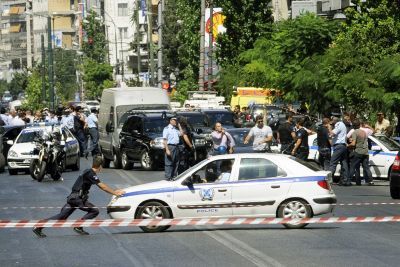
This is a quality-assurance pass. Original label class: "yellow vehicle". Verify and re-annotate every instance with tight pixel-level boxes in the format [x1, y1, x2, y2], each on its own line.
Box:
[230, 87, 280, 109]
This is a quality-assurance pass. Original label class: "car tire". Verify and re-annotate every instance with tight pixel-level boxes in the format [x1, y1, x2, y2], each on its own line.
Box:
[71, 156, 80, 171]
[113, 149, 122, 169]
[390, 185, 400, 199]
[121, 149, 133, 170]
[278, 199, 312, 229]
[140, 150, 154, 170]
[135, 201, 171, 233]
[8, 168, 18, 175]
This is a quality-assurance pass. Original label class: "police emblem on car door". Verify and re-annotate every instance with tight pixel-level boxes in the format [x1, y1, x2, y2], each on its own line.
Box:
[173, 158, 235, 218]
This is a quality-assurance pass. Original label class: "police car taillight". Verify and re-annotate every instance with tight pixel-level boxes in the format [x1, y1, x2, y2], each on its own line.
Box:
[318, 180, 330, 190]
[392, 155, 400, 171]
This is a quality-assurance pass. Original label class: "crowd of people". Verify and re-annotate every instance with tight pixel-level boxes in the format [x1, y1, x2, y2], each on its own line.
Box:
[0, 105, 100, 159]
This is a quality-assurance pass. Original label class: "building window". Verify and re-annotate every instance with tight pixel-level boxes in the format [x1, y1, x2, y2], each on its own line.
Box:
[119, 27, 128, 39]
[118, 3, 128, 16]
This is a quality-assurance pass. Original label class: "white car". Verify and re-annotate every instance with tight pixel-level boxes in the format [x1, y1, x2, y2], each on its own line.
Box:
[108, 153, 336, 232]
[84, 100, 100, 111]
[7, 125, 80, 175]
[308, 134, 399, 178]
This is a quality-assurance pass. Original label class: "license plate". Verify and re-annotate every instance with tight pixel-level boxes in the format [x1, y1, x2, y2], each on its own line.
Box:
[23, 159, 31, 163]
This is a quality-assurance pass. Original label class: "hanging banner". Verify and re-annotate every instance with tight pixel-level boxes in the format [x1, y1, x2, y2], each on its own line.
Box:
[205, 8, 226, 47]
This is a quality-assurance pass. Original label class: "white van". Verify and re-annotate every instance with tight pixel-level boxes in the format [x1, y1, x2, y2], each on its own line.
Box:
[98, 87, 170, 168]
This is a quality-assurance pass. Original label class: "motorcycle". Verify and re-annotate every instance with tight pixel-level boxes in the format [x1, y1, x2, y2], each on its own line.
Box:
[29, 130, 66, 182]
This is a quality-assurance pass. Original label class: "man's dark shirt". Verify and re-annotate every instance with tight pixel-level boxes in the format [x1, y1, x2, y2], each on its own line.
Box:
[278, 122, 294, 144]
[296, 128, 309, 148]
[71, 169, 100, 195]
[317, 126, 331, 149]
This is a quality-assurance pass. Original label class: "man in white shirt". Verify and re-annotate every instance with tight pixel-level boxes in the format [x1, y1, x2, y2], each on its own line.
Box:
[244, 115, 273, 152]
[375, 112, 390, 134]
[9, 109, 25, 126]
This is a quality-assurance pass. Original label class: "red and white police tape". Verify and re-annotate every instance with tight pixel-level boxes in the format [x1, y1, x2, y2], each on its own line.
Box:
[1, 216, 400, 228]
[1, 202, 400, 210]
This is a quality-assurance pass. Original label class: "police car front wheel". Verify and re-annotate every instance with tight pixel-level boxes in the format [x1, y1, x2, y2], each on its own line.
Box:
[135, 201, 171, 233]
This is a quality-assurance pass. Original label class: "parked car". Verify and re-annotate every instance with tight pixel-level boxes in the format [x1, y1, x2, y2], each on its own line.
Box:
[0, 125, 25, 160]
[201, 109, 236, 129]
[119, 112, 208, 170]
[84, 100, 100, 111]
[308, 134, 399, 178]
[389, 152, 400, 199]
[7, 125, 80, 175]
[98, 87, 171, 169]
[107, 153, 336, 232]
[248, 104, 284, 122]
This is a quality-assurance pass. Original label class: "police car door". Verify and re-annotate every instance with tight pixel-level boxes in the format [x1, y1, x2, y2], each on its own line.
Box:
[368, 136, 398, 178]
[231, 156, 290, 216]
[173, 157, 235, 218]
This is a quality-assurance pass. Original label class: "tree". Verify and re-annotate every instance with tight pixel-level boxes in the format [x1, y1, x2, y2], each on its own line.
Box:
[82, 58, 113, 99]
[23, 67, 46, 111]
[216, 0, 274, 67]
[53, 48, 78, 102]
[8, 71, 28, 97]
[82, 10, 108, 63]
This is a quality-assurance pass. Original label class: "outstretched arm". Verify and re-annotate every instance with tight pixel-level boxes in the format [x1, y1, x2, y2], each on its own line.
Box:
[97, 182, 125, 196]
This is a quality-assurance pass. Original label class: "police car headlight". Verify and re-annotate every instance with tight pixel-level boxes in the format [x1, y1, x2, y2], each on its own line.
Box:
[8, 150, 18, 158]
[109, 196, 119, 205]
[194, 138, 206, 146]
[150, 137, 165, 149]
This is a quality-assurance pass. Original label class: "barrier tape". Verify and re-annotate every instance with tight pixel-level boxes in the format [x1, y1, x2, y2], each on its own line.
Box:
[1, 202, 400, 210]
[1, 216, 400, 228]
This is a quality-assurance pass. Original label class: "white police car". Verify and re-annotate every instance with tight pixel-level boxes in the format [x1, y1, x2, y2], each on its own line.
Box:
[7, 124, 80, 175]
[308, 134, 399, 178]
[107, 153, 336, 232]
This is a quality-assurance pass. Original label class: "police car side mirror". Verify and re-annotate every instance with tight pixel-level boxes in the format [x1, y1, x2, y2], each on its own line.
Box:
[6, 140, 13, 145]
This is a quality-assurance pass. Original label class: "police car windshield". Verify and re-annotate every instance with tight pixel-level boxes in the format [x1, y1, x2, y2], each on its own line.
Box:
[373, 135, 400, 151]
[16, 130, 42, 143]
[205, 112, 234, 126]
[172, 160, 205, 181]
[144, 118, 169, 133]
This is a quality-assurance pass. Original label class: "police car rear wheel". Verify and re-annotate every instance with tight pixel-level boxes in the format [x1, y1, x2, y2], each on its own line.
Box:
[136, 201, 171, 233]
[278, 199, 312, 229]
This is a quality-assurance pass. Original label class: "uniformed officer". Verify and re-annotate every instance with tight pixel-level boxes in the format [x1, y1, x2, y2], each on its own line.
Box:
[291, 118, 309, 160]
[85, 108, 99, 157]
[32, 156, 125, 238]
[163, 117, 183, 180]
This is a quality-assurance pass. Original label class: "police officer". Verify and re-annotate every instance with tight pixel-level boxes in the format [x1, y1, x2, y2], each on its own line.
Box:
[32, 156, 125, 238]
[291, 118, 309, 160]
[163, 117, 183, 180]
[85, 108, 100, 158]
[177, 117, 193, 174]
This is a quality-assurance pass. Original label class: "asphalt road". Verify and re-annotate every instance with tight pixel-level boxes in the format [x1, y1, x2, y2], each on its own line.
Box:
[0, 158, 399, 267]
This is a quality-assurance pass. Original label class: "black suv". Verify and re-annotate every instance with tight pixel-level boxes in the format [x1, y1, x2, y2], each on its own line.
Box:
[119, 112, 208, 170]
[176, 111, 212, 149]
[201, 109, 236, 129]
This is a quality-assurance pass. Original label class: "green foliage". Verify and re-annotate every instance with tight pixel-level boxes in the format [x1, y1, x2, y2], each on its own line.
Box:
[8, 71, 28, 97]
[82, 58, 113, 99]
[53, 48, 78, 101]
[24, 67, 46, 111]
[82, 10, 108, 63]
[216, 0, 274, 67]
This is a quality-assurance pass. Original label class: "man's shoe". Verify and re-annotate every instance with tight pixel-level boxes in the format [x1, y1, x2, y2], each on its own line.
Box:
[84, 152, 89, 159]
[33, 227, 46, 238]
[368, 182, 375, 186]
[73, 227, 89, 235]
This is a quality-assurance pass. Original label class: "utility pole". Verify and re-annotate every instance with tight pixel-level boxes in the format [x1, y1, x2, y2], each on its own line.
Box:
[120, 37, 124, 80]
[136, 0, 141, 85]
[47, 16, 54, 110]
[157, 0, 164, 89]
[26, 1, 32, 68]
[147, 0, 155, 86]
[41, 35, 46, 104]
[198, 0, 205, 91]
[208, 0, 213, 91]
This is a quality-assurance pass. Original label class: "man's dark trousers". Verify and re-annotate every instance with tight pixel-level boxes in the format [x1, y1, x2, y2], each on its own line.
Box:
[88, 127, 99, 155]
[330, 144, 350, 184]
[165, 145, 180, 180]
[47, 197, 99, 220]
